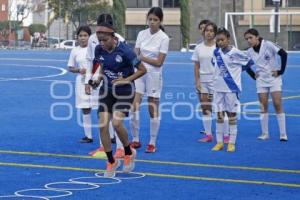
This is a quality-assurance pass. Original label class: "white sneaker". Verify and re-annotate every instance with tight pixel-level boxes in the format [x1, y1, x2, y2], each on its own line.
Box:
[257, 133, 269, 140]
[280, 134, 288, 141]
[123, 148, 136, 173]
[104, 159, 121, 178]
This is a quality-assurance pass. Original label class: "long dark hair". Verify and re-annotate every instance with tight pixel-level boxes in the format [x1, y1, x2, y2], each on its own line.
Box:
[244, 28, 259, 37]
[147, 7, 165, 32]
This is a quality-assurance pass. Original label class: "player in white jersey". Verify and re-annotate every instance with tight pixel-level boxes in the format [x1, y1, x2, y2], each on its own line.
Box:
[130, 7, 169, 153]
[68, 26, 95, 143]
[85, 13, 126, 159]
[244, 28, 288, 141]
[211, 28, 256, 152]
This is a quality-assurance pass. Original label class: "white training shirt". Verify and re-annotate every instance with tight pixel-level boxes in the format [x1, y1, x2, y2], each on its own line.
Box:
[212, 46, 252, 93]
[135, 28, 169, 73]
[246, 39, 281, 87]
[68, 46, 88, 75]
[191, 42, 216, 82]
[85, 32, 125, 84]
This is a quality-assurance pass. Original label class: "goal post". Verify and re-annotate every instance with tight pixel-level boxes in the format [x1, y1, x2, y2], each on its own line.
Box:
[225, 11, 300, 51]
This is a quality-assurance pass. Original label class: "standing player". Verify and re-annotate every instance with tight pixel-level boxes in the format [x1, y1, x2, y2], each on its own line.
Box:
[130, 7, 169, 153]
[94, 20, 146, 177]
[85, 13, 126, 158]
[211, 28, 256, 152]
[68, 26, 94, 143]
[244, 28, 288, 141]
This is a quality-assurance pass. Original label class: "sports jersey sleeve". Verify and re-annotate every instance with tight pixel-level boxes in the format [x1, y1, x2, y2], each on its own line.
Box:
[67, 48, 76, 67]
[267, 41, 281, 55]
[159, 36, 169, 54]
[191, 46, 200, 62]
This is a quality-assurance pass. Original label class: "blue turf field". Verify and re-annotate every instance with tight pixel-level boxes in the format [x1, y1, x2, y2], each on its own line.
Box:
[0, 50, 300, 199]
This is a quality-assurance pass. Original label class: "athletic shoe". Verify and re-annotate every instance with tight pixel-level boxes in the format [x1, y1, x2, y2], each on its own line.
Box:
[223, 135, 230, 144]
[89, 147, 106, 158]
[280, 134, 288, 141]
[227, 143, 236, 152]
[80, 136, 93, 143]
[104, 159, 121, 178]
[123, 148, 136, 173]
[257, 133, 269, 140]
[130, 141, 141, 149]
[198, 134, 213, 142]
[114, 148, 125, 159]
[145, 144, 156, 153]
[212, 143, 224, 151]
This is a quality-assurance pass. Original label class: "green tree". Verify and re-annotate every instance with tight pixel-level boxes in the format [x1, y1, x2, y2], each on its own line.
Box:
[180, 0, 190, 48]
[112, 0, 126, 36]
[28, 24, 47, 36]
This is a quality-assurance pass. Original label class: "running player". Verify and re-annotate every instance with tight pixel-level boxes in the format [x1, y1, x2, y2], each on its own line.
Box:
[244, 28, 288, 141]
[130, 7, 169, 153]
[94, 20, 146, 177]
[211, 28, 256, 152]
[68, 26, 94, 143]
[85, 13, 126, 158]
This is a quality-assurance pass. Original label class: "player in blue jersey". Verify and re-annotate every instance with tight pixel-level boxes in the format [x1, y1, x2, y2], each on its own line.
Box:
[211, 28, 256, 152]
[93, 21, 146, 177]
[244, 28, 288, 141]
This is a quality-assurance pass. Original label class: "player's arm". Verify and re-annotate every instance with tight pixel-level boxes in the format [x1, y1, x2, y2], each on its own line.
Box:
[276, 48, 288, 76]
[243, 59, 256, 80]
[194, 61, 201, 92]
[139, 52, 167, 67]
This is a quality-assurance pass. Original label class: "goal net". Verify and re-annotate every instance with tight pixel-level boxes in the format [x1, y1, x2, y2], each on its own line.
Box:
[225, 11, 300, 52]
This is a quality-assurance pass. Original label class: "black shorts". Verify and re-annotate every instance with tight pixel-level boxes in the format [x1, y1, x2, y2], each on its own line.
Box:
[98, 88, 134, 117]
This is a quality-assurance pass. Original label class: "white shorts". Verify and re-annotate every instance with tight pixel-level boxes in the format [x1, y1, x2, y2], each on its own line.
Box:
[196, 81, 214, 94]
[75, 76, 98, 109]
[214, 92, 240, 113]
[135, 71, 162, 98]
[257, 76, 282, 93]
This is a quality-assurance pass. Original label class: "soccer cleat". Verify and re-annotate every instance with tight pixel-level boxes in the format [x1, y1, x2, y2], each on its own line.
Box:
[280, 134, 288, 142]
[123, 148, 137, 173]
[114, 148, 125, 159]
[223, 135, 230, 144]
[145, 144, 156, 153]
[130, 141, 141, 149]
[80, 136, 93, 143]
[104, 159, 121, 178]
[227, 143, 236, 152]
[198, 134, 213, 143]
[89, 147, 106, 158]
[212, 143, 224, 151]
[257, 133, 270, 140]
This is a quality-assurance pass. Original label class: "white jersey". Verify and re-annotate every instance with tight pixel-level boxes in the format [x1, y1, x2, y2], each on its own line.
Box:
[135, 28, 169, 73]
[68, 46, 97, 108]
[212, 46, 252, 93]
[191, 42, 216, 82]
[85, 32, 125, 84]
[246, 39, 281, 87]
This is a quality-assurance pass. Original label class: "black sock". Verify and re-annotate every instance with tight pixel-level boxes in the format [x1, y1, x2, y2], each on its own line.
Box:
[124, 145, 132, 155]
[106, 151, 115, 164]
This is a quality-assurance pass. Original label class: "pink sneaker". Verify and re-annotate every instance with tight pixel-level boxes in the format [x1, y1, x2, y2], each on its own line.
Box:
[114, 148, 125, 159]
[224, 135, 230, 144]
[198, 134, 213, 142]
[145, 144, 156, 153]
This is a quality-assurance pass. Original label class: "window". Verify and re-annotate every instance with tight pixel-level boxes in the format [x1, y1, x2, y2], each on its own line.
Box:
[126, 0, 151, 8]
[126, 25, 145, 41]
[287, 0, 300, 7]
[265, 0, 282, 7]
[1, 4, 5, 11]
[161, 0, 180, 8]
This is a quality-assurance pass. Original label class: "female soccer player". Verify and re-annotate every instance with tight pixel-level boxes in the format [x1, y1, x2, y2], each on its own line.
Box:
[68, 26, 94, 143]
[94, 20, 146, 177]
[129, 7, 169, 153]
[244, 28, 288, 141]
[211, 28, 256, 152]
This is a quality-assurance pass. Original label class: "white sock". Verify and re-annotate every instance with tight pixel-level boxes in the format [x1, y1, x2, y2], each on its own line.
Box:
[229, 124, 237, 144]
[276, 113, 286, 136]
[116, 133, 123, 149]
[83, 114, 92, 139]
[109, 120, 115, 139]
[223, 116, 229, 137]
[150, 118, 160, 146]
[216, 123, 223, 143]
[130, 111, 140, 142]
[202, 114, 212, 135]
[260, 113, 269, 135]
